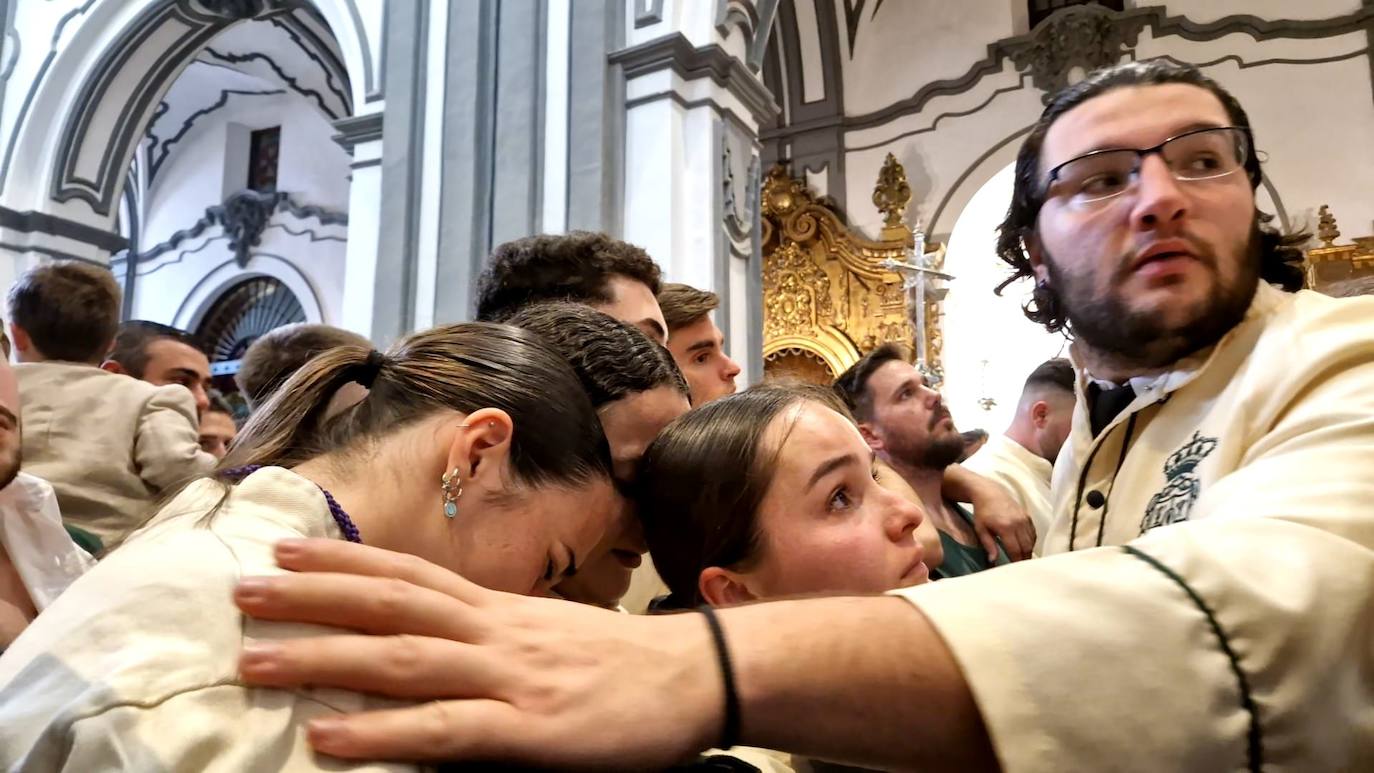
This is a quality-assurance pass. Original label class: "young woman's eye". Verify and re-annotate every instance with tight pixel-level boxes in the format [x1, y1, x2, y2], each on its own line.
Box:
[829, 487, 853, 510]
[871, 466, 881, 482]
[543, 559, 556, 582]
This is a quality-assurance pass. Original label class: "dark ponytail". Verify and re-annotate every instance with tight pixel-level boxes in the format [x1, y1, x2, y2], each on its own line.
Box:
[221, 322, 611, 489]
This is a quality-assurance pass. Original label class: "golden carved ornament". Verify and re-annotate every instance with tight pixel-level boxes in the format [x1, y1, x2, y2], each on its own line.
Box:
[763, 242, 834, 340]
[1317, 204, 1340, 247]
[872, 153, 913, 242]
[1304, 204, 1374, 297]
[760, 163, 943, 384]
[763, 346, 837, 384]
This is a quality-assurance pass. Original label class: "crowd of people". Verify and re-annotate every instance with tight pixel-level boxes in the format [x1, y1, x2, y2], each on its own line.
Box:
[0, 59, 1371, 771]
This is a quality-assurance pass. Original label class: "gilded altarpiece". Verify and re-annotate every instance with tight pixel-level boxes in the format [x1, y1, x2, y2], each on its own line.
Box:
[1305, 205, 1374, 298]
[760, 159, 945, 384]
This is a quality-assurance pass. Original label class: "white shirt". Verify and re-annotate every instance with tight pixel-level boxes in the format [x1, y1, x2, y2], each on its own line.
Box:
[895, 284, 1374, 770]
[0, 466, 415, 772]
[0, 471, 92, 611]
[963, 434, 1054, 553]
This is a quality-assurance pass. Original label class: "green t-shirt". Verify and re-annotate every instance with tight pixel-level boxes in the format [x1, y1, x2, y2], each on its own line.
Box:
[64, 524, 103, 557]
[931, 501, 1009, 580]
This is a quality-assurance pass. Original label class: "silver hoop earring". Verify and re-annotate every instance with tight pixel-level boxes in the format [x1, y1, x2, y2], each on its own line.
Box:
[441, 468, 463, 519]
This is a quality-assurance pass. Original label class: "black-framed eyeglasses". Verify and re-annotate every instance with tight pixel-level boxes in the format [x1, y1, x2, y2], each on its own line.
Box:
[1040, 126, 1252, 207]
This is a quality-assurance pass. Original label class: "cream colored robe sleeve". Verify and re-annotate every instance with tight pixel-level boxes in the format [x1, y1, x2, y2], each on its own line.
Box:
[896, 308, 1374, 771]
[134, 385, 217, 492]
[53, 684, 415, 773]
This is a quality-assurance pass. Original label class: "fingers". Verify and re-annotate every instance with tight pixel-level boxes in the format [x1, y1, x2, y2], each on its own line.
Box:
[1003, 522, 1033, 562]
[1016, 522, 1038, 561]
[992, 522, 1025, 562]
[305, 699, 526, 762]
[272, 539, 488, 606]
[234, 571, 484, 640]
[240, 632, 509, 700]
[974, 521, 1002, 564]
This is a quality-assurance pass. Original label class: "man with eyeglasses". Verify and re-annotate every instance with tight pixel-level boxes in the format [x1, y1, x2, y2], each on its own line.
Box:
[225, 60, 1374, 770]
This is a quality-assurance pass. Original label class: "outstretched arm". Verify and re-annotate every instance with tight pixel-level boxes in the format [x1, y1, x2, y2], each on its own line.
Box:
[234, 540, 996, 771]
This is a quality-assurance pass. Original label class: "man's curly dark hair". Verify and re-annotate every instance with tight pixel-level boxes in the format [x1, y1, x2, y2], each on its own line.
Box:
[994, 59, 1308, 335]
[475, 231, 662, 322]
[504, 301, 687, 408]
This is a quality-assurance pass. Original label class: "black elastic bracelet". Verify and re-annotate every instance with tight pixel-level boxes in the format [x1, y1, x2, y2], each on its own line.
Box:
[697, 605, 741, 749]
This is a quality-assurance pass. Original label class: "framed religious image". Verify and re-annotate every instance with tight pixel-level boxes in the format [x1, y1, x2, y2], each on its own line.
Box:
[248, 126, 281, 193]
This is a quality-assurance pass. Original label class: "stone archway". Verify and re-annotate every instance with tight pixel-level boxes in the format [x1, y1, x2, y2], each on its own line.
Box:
[0, 0, 376, 265]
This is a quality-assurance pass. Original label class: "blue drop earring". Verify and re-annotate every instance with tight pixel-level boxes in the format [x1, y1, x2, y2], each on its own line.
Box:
[441, 468, 462, 519]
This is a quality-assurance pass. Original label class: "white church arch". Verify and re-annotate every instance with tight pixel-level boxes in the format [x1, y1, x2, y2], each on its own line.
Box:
[174, 252, 323, 333]
[0, 0, 376, 262]
[940, 160, 1067, 433]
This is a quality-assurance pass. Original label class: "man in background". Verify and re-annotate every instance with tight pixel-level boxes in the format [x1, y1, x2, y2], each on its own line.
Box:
[235, 323, 370, 410]
[198, 393, 238, 460]
[475, 231, 666, 345]
[836, 345, 1010, 578]
[103, 321, 213, 419]
[474, 233, 673, 610]
[657, 283, 741, 405]
[9, 263, 213, 549]
[964, 358, 1075, 552]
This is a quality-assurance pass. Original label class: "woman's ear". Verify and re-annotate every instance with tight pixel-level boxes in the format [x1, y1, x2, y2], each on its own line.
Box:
[447, 408, 514, 488]
[699, 566, 758, 607]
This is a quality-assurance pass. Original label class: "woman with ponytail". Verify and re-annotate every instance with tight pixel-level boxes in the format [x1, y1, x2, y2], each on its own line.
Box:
[0, 323, 618, 771]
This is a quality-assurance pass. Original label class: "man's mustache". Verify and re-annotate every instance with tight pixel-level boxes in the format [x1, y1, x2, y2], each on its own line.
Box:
[1115, 231, 1214, 281]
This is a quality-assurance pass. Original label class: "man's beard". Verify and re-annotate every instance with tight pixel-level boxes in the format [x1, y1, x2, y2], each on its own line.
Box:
[0, 437, 20, 491]
[919, 433, 966, 469]
[1043, 225, 1261, 370]
[888, 421, 965, 471]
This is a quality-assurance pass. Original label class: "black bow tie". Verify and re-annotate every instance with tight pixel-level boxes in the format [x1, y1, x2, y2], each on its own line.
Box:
[1087, 382, 1137, 438]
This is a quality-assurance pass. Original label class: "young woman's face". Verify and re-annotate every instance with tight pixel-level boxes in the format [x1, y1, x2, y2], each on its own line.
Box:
[456, 476, 620, 597]
[554, 385, 691, 608]
[721, 402, 930, 600]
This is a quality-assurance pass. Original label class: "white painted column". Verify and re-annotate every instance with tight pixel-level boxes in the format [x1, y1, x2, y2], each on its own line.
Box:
[335, 115, 384, 338]
[541, 0, 571, 234]
[614, 4, 777, 382]
[411, 0, 451, 330]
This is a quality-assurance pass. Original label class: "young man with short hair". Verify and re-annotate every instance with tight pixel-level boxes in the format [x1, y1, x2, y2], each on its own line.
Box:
[505, 302, 690, 610]
[657, 283, 741, 405]
[475, 231, 667, 344]
[198, 393, 238, 460]
[234, 323, 370, 410]
[963, 358, 1075, 551]
[103, 320, 214, 419]
[474, 234, 683, 609]
[9, 263, 213, 549]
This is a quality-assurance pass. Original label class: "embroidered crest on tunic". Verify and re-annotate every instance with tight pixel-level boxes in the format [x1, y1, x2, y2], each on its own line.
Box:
[1139, 432, 1218, 534]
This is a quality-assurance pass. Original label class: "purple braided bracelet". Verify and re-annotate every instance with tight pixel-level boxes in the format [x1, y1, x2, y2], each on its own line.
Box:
[221, 464, 363, 544]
